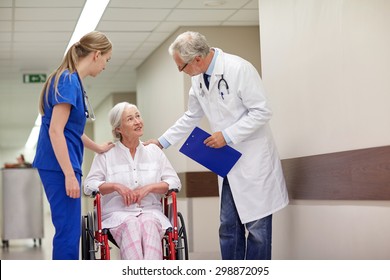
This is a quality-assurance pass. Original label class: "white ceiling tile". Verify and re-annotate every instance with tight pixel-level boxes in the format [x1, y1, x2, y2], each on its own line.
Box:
[0, 55, 11, 62]
[13, 32, 71, 42]
[14, 21, 76, 32]
[167, 9, 235, 21]
[137, 42, 161, 53]
[15, 0, 85, 8]
[98, 21, 159, 32]
[0, 32, 12, 42]
[102, 8, 171, 21]
[228, 9, 259, 21]
[123, 59, 144, 67]
[15, 8, 81, 21]
[12, 42, 66, 51]
[111, 44, 139, 53]
[222, 21, 259, 26]
[111, 45, 138, 54]
[131, 50, 151, 61]
[0, 42, 11, 50]
[107, 56, 132, 67]
[0, 21, 12, 32]
[178, 0, 252, 9]
[109, 0, 180, 9]
[0, 0, 12, 7]
[105, 32, 150, 43]
[172, 20, 226, 27]
[146, 32, 172, 42]
[0, 8, 12, 20]
[154, 22, 181, 32]
[244, 0, 259, 9]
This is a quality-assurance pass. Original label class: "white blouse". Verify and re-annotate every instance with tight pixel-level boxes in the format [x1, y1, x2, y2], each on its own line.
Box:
[84, 141, 181, 230]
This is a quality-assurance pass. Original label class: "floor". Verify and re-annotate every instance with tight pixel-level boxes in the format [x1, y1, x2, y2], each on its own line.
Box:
[0, 206, 220, 260]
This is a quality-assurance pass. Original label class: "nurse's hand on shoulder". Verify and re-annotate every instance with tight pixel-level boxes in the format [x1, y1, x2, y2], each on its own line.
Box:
[65, 175, 80, 198]
[97, 142, 115, 153]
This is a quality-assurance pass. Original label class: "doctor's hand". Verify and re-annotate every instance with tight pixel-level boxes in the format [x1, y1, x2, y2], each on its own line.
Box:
[143, 139, 163, 149]
[204, 131, 227, 148]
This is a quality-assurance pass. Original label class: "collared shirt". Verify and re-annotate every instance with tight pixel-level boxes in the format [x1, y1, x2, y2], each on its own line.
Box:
[84, 141, 181, 230]
[205, 47, 218, 76]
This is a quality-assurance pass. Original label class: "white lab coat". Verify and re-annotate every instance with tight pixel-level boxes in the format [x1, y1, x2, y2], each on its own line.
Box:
[162, 48, 289, 223]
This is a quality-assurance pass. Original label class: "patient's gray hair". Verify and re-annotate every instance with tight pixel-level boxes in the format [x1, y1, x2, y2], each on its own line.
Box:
[108, 102, 137, 140]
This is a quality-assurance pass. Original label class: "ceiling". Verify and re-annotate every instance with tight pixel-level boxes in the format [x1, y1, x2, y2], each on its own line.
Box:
[0, 0, 259, 150]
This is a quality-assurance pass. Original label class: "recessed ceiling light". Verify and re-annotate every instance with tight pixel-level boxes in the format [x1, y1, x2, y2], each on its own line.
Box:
[203, 0, 227, 7]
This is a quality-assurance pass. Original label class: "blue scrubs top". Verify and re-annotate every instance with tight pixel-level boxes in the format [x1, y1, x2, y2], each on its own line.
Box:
[33, 70, 87, 175]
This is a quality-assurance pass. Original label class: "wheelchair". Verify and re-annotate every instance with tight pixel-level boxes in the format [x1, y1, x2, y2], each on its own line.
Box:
[81, 189, 189, 260]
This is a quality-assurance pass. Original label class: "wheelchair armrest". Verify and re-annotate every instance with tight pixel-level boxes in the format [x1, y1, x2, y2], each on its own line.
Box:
[166, 188, 179, 196]
[91, 191, 100, 198]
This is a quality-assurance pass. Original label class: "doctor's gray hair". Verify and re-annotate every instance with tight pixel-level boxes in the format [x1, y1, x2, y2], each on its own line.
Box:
[168, 31, 210, 63]
[108, 102, 137, 140]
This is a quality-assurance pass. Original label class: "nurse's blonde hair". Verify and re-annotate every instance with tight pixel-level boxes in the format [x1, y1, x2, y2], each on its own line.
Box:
[38, 31, 112, 115]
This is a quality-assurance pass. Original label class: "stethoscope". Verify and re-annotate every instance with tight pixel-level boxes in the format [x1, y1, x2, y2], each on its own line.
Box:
[199, 74, 230, 99]
[83, 90, 96, 121]
[217, 74, 229, 99]
[77, 71, 96, 121]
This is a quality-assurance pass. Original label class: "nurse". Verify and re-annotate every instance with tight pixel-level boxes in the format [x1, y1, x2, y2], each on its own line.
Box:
[33, 31, 114, 260]
[145, 31, 289, 260]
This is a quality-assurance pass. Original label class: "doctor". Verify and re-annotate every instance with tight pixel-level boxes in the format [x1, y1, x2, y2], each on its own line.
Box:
[145, 31, 289, 260]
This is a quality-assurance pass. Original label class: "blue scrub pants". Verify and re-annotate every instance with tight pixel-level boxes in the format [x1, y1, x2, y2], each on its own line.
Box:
[219, 177, 273, 260]
[38, 169, 81, 260]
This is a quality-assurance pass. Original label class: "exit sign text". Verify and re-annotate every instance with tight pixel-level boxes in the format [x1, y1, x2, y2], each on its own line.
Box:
[23, 74, 47, 83]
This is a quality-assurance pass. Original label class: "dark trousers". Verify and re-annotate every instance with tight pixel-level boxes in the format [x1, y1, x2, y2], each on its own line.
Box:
[219, 177, 272, 260]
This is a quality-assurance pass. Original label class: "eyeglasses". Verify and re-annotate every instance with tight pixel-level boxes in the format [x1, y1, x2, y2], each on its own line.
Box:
[83, 90, 96, 121]
[179, 62, 189, 72]
[178, 57, 197, 72]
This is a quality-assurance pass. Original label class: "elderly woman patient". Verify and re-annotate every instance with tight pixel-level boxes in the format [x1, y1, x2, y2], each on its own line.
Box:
[84, 102, 181, 260]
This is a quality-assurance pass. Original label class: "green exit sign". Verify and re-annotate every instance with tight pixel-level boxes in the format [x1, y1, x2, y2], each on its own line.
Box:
[23, 74, 47, 83]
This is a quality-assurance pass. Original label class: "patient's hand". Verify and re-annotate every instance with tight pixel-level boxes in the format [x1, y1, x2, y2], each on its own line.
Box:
[133, 186, 150, 204]
[115, 184, 138, 206]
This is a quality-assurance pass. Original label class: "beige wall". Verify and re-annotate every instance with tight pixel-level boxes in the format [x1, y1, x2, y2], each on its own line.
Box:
[260, 0, 390, 259]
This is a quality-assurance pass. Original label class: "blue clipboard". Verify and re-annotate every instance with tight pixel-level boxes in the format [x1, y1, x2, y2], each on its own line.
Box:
[179, 127, 242, 177]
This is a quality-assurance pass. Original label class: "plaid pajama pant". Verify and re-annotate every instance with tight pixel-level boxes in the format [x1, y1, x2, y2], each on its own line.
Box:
[110, 213, 164, 260]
